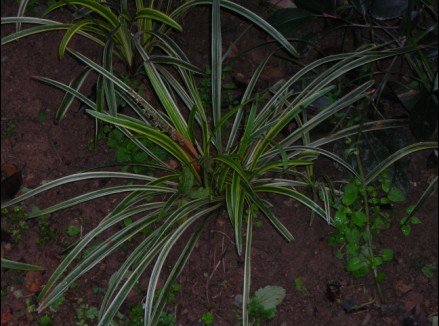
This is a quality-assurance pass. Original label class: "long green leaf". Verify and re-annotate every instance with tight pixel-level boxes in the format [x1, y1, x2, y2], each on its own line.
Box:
[149, 214, 214, 325]
[226, 171, 245, 255]
[1, 258, 43, 271]
[54, 67, 92, 123]
[254, 185, 328, 222]
[365, 142, 438, 185]
[171, 0, 298, 57]
[212, 0, 223, 152]
[135, 8, 182, 31]
[242, 207, 253, 326]
[38, 205, 164, 312]
[86, 111, 198, 176]
[30, 184, 173, 218]
[58, 20, 95, 59]
[1, 172, 161, 209]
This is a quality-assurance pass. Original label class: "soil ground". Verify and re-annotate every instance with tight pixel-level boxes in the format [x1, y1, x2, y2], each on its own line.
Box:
[1, 1, 438, 325]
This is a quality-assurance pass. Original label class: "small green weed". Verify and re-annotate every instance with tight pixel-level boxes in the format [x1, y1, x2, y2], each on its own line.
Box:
[2, 121, 16, 137]
[127, 283, 181, 325]
[92, 286, 106, 296]
[128, 302, 144, 326]
[37, 215, 56, 245]
[200, 311, 214, 325]
[75, 303, 99, 326]
[38, 315, 54, 326]
[158, 312, 176, 326]
[38, 108, 48, 122]
[329, 171, 403, 280]
[200, 65, 239, 111]
[49, 295, 65, 312]
[67, 225, 81, 237]
[1, 205, 29, 242]
[327, 166, 417, 301]
[246, 204, 264, 228]
[399, 204, 422, 236]
[105, 125, 168, 174]
[421, 264, 438, 279]
[294, 277, 308, 296]
[127, 303, 176, 326]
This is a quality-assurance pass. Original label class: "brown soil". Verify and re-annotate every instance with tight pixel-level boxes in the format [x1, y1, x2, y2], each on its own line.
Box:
[1, 1, 438, 326]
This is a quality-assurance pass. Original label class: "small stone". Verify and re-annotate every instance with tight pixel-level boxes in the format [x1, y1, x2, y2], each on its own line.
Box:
[233, 294, 243, 307]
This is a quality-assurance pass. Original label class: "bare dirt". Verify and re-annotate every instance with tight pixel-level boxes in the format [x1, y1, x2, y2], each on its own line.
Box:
[1, 1, 438, 325]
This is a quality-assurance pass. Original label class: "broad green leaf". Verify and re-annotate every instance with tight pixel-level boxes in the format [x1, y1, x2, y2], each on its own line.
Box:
[352, 211, 367, 227]
[371, 256, 383, 268]
[401, 224, 412, 236]
[409, 216, 422, 225]
[342, 183, 358, 206]
[380, 248, 394, 262]
[346, 257, 363, 272]
[388, 187, 405, 202]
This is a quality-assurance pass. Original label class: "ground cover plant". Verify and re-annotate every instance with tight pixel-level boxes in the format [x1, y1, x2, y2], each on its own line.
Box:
[1, 0, 438, 325]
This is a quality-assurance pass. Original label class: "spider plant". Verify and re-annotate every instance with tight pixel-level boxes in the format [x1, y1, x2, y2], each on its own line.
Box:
[4, 0, 183, 71]
[1, 0, 184, 124]
[2, 2, 436, 326]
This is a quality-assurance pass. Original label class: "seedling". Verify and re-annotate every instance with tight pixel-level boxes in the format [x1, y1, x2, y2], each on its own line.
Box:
[200, 311, 214, 325]
[2, 121, 16, 137]
[158, 312, 176, 326]
[400, 204, 422, 236]
[38, 314, 53, 326]
[38, 108, 48, 122]
[75, 303, 99, 326]
[421, 264, 438, 279]
[67, 225, 81, 237]
[294, 277, 308, 296]
[245, 204, 264, 228]
[1, 205, 29, 242]
[37, 215, 55, 245]
[199, 65, 239, 111]
[49, 295, 65, 312]
[105, 126, 168, 174]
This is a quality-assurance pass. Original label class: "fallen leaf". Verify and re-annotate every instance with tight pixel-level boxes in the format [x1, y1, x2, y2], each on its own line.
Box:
[395, 280, 415, 296]
[24, 271, 42, 293]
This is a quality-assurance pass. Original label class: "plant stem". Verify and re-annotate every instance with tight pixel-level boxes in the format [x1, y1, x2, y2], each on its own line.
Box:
[354, 149, 384, 303]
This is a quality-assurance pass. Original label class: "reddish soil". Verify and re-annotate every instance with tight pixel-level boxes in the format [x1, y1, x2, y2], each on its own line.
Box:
[1, 1, 437, 326]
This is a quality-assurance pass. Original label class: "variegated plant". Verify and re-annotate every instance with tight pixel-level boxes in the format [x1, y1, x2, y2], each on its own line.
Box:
[2, 1, 437, 325]
[1, 0, 184, 124]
